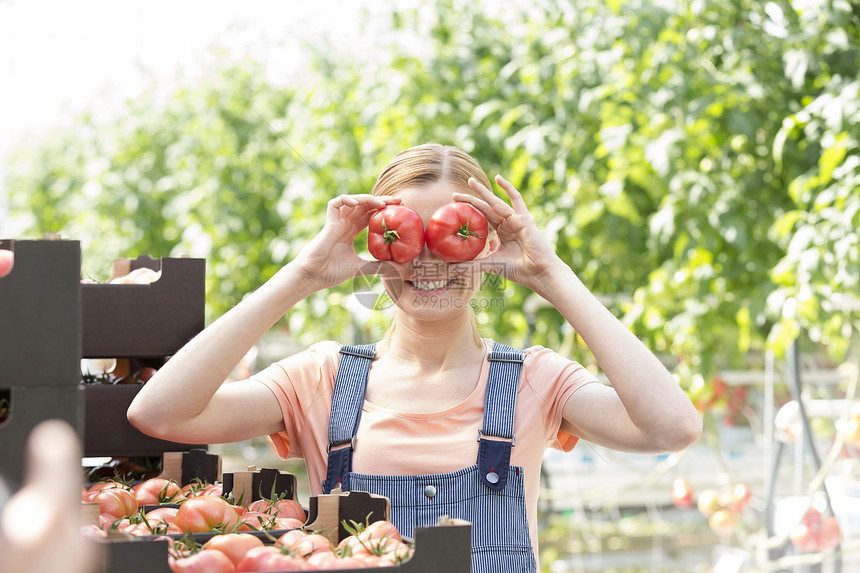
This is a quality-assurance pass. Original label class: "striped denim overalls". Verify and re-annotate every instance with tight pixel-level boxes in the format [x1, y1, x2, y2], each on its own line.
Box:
[322, 342, 537, 573]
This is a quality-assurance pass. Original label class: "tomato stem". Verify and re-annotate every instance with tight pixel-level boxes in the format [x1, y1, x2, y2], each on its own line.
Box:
[381, 218, 401, 244]
[456, 218, 485, 240]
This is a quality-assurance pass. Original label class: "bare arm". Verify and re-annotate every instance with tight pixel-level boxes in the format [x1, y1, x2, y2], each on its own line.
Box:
[456, 176, 702, 454]
[540, 265, 702, 453]
[127, 262, 316, 444]
[127, 194, 402, 445]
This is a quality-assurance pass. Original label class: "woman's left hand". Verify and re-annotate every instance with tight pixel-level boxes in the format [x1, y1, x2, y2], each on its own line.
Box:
[452, 174, 563, 295]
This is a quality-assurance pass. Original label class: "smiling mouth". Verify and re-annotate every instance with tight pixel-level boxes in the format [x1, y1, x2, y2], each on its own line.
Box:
[406, 279, 455, 292]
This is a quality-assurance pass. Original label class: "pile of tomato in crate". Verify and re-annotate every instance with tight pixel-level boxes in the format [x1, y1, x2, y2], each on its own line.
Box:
[0, 239, 472, 573]
[81, 461, 440, 572]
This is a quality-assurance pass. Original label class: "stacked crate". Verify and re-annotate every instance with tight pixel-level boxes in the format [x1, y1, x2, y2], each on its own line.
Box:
[80, 253, 206, 459]
[0, 239, 84, 493]
[0, 239, 207, 490]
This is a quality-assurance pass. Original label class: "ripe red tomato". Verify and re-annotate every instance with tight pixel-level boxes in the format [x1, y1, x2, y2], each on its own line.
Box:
[273, 499, 306, 521]
[181, 482, 223, 498]
[696, 489, 722, 517]
[245, 499, 305, 523]
[235, 546, 309, 571]
[730, 482, 752, 512]
[143, 507, 181, 533]
[81, 523, 107, 539]
[818, 516, 842, 550]
[305, 551, 351, 568]
[671, 477, 694, 509]
[122, 523, 153, 536]
[94, 488, 139, 518]
[132, 478, 184, 505]
[87, 480, 127, 495]
[337, 534, 367, 555]
[362, 519, 402, 542]
[790, 522, 819, 552]
[791, 510, 842, 552]
[203, 533, 264, 567]
[275, 529, 307, 548]
[708, 508, 738, 537]
[200, 483, 224, 497]
[425, 202, 488, 262]
[273, 517, 305, 530]
[144, 507, 179, 522]
[378, 541, 414, 565]
[238, 511, 276, 531]
[137, 367, 157, 382]
[169, 549, 236, 573]
[174, 497, 241, 533]
[0, 249, 13, 278]
[290, 533, 334, 558]
[367, 205, 425, 263]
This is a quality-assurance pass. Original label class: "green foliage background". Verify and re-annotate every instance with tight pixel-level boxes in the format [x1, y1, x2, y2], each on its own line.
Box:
[7, 0, 860, 397]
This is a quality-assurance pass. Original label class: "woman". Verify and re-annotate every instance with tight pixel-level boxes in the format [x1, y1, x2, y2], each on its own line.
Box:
[128, 143, 702, 571]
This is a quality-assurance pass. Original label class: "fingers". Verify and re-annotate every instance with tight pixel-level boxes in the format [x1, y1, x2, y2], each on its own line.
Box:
[327, 194, 401, 211]
[494, 174, 528, 212]
[1, 420, 97, 573]
[326, 194, 401, 226]
[467, 177, 515, 217]
[24, 420, 82, 490]
[456, 183, 510, 231]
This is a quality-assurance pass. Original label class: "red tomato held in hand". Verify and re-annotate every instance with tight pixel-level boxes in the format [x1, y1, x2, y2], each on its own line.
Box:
[425, 202, 488, 262]
[367, 205, 425, 263]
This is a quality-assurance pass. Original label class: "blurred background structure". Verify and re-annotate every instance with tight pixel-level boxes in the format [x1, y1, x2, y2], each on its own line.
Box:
[3, 0, 860, 571]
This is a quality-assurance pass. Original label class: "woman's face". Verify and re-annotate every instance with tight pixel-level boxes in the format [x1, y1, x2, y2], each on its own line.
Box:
[379, 180, 495, 320]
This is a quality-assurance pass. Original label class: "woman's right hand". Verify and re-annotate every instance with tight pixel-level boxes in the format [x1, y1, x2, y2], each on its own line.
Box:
[292, 194, 403, 291]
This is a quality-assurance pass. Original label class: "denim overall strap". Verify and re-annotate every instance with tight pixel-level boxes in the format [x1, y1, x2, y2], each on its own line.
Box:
[477, 342, 525, 491]
[321, 344, 376, 494]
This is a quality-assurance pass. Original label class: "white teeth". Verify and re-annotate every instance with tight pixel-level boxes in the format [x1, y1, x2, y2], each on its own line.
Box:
[410, 280, 450, 291]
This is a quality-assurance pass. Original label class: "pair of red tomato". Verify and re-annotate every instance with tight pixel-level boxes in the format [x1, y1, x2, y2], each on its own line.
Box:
[367, 203, 488, 264]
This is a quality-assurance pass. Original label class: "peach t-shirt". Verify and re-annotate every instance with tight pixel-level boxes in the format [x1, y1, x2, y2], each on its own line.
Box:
[254, 338, 599, 558]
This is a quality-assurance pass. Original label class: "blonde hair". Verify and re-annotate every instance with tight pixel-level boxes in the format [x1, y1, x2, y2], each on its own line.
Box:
[371, 144, 491, 348]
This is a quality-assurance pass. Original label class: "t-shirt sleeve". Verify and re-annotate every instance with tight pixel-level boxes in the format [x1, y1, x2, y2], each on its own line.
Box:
[522, 345, 602, 452]
[251, 340, 341, 460]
